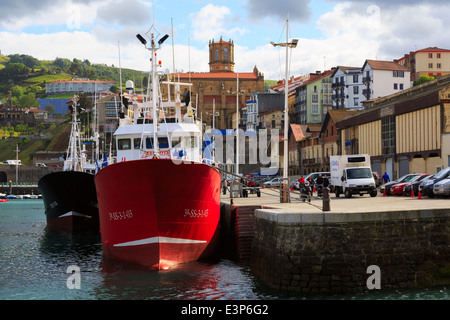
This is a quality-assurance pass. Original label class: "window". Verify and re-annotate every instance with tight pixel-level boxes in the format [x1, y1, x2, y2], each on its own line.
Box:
[311, 104, 319, 114]
[353, 86, 359, 94]
[134, 138, 141, 149]
[224, 48, 229, 60]
[215, 49, 219, 60]
[394, 83, 398, 90]
[118, 139, 131, 150]
[158, 137, 169, 149]
[382, 116, 395, 155]
[437, 53, 441, 59]
[400, 84, 404, 90]
[354, 98, 359, 106]
[353, 75, 359, 83]
[429, 53, 433, 58]
[437, 63, 442, 69]
[146, 137, 154, 149]
[429, 63, 433, 68]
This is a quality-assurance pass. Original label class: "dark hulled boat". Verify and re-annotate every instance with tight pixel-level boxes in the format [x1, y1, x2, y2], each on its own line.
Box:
[38, 100, 100, 233]
[38, 171, 98, 232]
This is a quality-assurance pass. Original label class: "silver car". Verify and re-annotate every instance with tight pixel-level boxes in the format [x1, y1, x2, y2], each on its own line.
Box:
[433, 178, 450, 197]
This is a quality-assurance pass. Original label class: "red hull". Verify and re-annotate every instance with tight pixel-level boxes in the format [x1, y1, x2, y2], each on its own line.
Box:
[95, 159, 221, 270]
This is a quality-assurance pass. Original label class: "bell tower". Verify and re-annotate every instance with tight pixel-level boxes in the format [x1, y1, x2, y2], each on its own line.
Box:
[209, 37, 234, 73]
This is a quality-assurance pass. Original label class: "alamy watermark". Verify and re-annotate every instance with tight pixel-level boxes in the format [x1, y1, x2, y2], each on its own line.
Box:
[366, 265, 381, 290]
[66, 265, 81, 290]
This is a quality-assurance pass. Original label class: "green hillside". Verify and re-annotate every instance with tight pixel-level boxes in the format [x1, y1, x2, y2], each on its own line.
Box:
[0, 121, 71, 164]
[0, 53, 145, 110]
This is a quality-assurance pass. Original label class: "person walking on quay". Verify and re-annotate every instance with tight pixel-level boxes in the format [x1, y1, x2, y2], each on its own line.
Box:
[382, 172, 390, 184]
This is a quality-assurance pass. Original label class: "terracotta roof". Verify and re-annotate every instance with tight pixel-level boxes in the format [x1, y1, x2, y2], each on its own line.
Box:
[395, 47, 450, 63]
[365, 59, 410, 71]
[175, 72, 259, 80]
[270, 74, 311, 92]
[306, 123, 322, 133]
[415, 46, 450, 53]
[327, 109, 360, 123]
[290, 124, 309, 141]
[337, 66, 361, 73]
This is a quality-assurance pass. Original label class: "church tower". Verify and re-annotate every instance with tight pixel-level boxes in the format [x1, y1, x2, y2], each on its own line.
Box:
[209, 37, 235, 73]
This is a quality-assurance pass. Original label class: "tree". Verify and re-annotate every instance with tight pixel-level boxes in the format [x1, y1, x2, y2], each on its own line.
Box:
[413, 75, 435, 86]
[17, 92, 39, 109]
[0, 63, 28, 81]
[45, 104, 56, 115]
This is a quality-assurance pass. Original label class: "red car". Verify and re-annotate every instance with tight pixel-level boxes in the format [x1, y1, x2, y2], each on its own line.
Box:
[390, 174, 427, 196]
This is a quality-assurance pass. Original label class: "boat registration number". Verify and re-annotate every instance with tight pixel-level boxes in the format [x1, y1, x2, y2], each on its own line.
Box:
[109, 210, 134, 221]
[184, 208, 209, 218]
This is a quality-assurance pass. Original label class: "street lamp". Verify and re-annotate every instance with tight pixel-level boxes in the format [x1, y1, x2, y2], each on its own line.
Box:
[271, 13, 299, 203]
[227, 75, 246, 177]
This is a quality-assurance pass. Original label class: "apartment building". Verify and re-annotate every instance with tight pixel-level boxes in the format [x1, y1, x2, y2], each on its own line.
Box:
[331, 66, 365, 110]
[294, 70, 334, 124]
[46, 78, 115, 95]
[361, 60, 411, 101]
[395, 47, 450, 82]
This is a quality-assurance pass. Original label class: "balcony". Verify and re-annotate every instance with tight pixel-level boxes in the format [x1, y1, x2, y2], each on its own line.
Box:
[332, 80, 345, 89]
[362, 76, 371, 85]
[332, 91, 345, 101]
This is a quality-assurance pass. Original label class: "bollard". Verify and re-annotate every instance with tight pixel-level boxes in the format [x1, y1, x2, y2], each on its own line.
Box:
[323, 187, 331, 211]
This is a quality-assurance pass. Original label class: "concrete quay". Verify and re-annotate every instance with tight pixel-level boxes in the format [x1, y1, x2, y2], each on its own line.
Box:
[221, 188, 450, 221]
[220, 188, 450, 293]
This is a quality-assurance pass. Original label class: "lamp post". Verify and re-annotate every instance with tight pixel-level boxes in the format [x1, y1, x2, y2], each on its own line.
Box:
[271, 13, 299, 203]
[227, 74, 245, 177]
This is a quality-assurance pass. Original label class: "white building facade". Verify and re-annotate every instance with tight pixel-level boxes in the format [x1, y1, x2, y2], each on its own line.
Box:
[46, 78, 115, 95]
[331, 66, 365, 110]
[361, 60, 411, 101]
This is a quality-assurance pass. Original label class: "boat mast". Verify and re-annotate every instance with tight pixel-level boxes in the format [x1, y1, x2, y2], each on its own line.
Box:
[136, 21, 169, 158]
[151, 33, 159, 157]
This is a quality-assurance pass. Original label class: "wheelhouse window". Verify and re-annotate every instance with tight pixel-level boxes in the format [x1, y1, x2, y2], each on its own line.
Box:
[172, 136, 182, 148]
[146, 137, 154, 149]
[134, 138, 141, 149]
[158, 137, 169, 149]
[118, 139, 131, 150]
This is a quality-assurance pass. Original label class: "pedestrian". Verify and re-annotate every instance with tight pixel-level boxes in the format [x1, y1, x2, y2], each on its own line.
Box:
[323, 174, 329, 188]
[298, 176, 305, 184]
[382, 172, 390, 184]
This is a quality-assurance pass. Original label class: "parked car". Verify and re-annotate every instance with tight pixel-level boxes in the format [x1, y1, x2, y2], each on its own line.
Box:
[304, 172, 331, 184]
[389, 173, 427, 196]
[403, 174, 432, 196]
[420, 166, 450, 197]
[433, 178, 450, 197]
[373, 172, 381, 187]
[263, 177, 282, 188]
[380, 173, 419, 195]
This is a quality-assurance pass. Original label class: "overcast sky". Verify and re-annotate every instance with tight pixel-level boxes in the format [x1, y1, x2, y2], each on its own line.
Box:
[1, 0, 449, 80]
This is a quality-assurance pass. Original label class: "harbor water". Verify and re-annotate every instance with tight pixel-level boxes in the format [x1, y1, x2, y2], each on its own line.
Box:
[0, 199, 448, 302]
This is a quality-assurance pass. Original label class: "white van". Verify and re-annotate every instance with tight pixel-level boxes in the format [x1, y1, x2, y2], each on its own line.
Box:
[330, 154, 377, 198]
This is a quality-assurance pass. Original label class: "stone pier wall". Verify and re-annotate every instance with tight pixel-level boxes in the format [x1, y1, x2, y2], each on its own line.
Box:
[250, 209, 450, 294]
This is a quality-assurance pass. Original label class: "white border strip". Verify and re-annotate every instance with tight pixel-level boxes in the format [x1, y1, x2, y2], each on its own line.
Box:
[113, 237, 207, 247]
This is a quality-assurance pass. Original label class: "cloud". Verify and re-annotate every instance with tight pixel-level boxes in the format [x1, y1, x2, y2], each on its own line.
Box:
[96, 0, 151, 27]
[0, 0, 100, 31]
[245, 0, 312, 23]
[189, 4, 247, 43]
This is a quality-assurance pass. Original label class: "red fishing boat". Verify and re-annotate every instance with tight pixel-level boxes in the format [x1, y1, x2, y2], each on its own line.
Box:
[95, 24, 221, 270]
